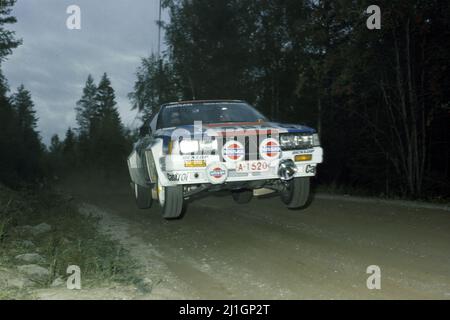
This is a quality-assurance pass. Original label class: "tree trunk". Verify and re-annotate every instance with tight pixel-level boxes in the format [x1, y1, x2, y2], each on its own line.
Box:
[317, 97, 322, 136]
[394, 30, 415, 196]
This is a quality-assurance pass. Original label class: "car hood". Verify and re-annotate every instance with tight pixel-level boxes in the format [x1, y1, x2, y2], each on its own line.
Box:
[155, 122, 315, 139]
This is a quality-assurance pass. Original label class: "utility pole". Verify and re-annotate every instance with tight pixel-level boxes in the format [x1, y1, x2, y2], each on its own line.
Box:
[157, 0, 162, 60]
[157, 0, 163, 109]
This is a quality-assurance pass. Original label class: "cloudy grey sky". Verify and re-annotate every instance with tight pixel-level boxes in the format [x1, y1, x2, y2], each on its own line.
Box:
[3, 0, 168, 144]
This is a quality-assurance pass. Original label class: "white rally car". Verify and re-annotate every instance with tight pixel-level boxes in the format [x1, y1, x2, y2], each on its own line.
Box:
[128, 100, 323, 219]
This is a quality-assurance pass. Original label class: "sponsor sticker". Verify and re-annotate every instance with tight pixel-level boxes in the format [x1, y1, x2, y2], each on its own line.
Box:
[210, 167, 226, 179]
[167, 172, 189, 182]
[206, 163, 228, 184]
[222, 140, 245, 162]
[182, 154, 210, 160]
[293, 149, 314, 155]
[260, 138, 281, 161]
[305, 165, 316, 174]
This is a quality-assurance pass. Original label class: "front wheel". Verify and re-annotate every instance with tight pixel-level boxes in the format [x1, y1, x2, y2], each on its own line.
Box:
[280, 177, 310, 209]
[158, 184, 185, 219]
[134, 183, 153, 209]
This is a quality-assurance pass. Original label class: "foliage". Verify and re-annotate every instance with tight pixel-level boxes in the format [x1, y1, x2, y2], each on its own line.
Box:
[0, 184, 140, 296]
[0, 81, 43, 186]
[50, 73, 132, 177]
[129, 54, 181, 122]
[137, 0, 450, 199]
[0, 0, 21, 61]
[0, 0, 448, 199]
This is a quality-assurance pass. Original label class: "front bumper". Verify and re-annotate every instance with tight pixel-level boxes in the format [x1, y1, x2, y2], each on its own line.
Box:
[157, 147, 323, 187]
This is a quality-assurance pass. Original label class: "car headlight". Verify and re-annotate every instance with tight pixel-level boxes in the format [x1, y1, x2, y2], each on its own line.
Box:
[178, 139, 218, 154]
[280, 133, 315, 150]
[312, 133, 321, 147]
[279, 134, 296, 149]
[179, 140, 199, 154]
[199, 139, 218, 152]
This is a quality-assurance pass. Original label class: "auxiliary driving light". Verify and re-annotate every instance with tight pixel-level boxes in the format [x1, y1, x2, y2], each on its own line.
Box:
[294, 154, 312, 162]
[184, 160, 207, 168]
[278, 159, 297, 181]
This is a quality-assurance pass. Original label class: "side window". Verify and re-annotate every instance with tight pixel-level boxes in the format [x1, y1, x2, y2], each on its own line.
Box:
[150, 112, 158, 132]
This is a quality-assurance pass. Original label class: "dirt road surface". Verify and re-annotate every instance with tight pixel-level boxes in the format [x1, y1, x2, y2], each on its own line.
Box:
[49, 182, 450, 300]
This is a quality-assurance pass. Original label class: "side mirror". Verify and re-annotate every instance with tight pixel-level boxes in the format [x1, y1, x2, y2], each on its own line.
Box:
[139, 125, 151, 137]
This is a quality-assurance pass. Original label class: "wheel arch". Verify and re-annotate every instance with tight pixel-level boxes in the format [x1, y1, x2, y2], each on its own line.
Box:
[144, 139, 172, 187]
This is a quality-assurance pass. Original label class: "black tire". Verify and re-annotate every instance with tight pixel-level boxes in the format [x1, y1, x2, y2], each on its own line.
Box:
[231, 190, 253, 204]
[134, 184, 153, 209]
[280, 177, 310, 209]
[161, 185, 184, 219]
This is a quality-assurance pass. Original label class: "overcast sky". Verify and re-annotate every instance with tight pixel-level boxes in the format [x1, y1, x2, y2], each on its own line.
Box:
[3, 0, 168, 144]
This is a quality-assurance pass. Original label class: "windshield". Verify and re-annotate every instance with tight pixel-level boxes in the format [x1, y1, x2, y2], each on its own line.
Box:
[158, 102, 268, 129]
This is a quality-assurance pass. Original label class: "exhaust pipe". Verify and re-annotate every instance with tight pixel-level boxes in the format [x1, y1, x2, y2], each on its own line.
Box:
[253, 188, 276, 197]
[278, 159, 297, 181]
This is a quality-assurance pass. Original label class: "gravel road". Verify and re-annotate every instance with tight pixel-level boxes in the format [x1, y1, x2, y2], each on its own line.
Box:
[64, 183, 450, 300]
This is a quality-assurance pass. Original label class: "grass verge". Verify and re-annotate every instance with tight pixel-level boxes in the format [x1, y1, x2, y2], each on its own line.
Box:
[0, 184, 142, 299]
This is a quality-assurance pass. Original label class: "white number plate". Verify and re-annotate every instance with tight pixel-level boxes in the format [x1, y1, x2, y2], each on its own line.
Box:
[236, 161, 269, 173]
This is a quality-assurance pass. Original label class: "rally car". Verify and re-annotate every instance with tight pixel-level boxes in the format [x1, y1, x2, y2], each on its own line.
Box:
[128, 100, 323, 219]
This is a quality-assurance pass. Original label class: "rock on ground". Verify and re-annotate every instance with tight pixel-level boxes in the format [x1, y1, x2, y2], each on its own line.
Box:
[17, 264, 50, 281]
[15, 253, 45, 264]
[19, 240, 36, 248]
[0, 267, 35, 289]
[30, 223, 52, 235]
[51, 277, 65, 288]
[16, 223, 52, 236]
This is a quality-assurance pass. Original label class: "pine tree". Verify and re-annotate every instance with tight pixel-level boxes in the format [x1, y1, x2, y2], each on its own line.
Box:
[164, 0, 252, 101]
[49, 134, 62, 154]
[63, 127, 77, 168]
[0, 0, 21, 62]
[95, 73, 124, 140]
[129, 54, 180, 122]
[63, 128, 76, 154]
[0, 0, 21, 185]
[10, 84, 42, 181]
[11, 84, 37, 130]
[96, 73, 117, 119]
[92, 73, 128, 172]
[76, 75, 97, 136]
[0, 70, 20, 184]
[48, 134, 63, 174]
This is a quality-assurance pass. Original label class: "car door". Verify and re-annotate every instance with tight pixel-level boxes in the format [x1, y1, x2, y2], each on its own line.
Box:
[133, 113, 159, 186]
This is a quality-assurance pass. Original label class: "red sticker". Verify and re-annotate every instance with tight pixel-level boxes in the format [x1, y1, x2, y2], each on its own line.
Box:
[210, 167, 226, 179]
[260, 138, 281, 160]
[206, 163, 228, 184]
[222, 140, 245, 162]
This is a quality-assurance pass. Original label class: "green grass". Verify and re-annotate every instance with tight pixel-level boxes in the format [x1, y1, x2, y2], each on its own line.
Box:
[0, 184, 145, 299]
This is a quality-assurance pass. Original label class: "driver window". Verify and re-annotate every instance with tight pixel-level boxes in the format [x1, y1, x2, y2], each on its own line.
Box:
[169, 111, 181, 126]
[150, 113, 158, 132]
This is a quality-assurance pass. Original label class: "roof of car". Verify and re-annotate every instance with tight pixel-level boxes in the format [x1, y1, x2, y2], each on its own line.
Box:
[162, 99, 245, 107]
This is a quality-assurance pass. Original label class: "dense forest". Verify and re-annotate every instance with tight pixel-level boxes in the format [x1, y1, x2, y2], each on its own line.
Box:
[49, 73, 131, 176]
[0, 0, 449, 200]
[0, 1, 131, 186]
[131, 0, 450, 199]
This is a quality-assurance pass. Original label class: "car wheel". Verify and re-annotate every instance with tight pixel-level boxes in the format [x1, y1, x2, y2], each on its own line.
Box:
[280, 177, 310, 209]
[159, 184, 184, 219]
[231, 190, 253, 204]
[134, 183, 153, 209]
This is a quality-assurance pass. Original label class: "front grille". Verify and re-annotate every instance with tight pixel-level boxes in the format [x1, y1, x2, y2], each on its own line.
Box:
[220, 131, 275, 161]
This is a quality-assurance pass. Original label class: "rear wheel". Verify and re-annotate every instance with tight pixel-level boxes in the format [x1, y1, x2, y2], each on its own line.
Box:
[134, 183, 153, 209]
[280, 177, 310, 209]
[231, 189, 253, 204]
[159, 184, 184, 219]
